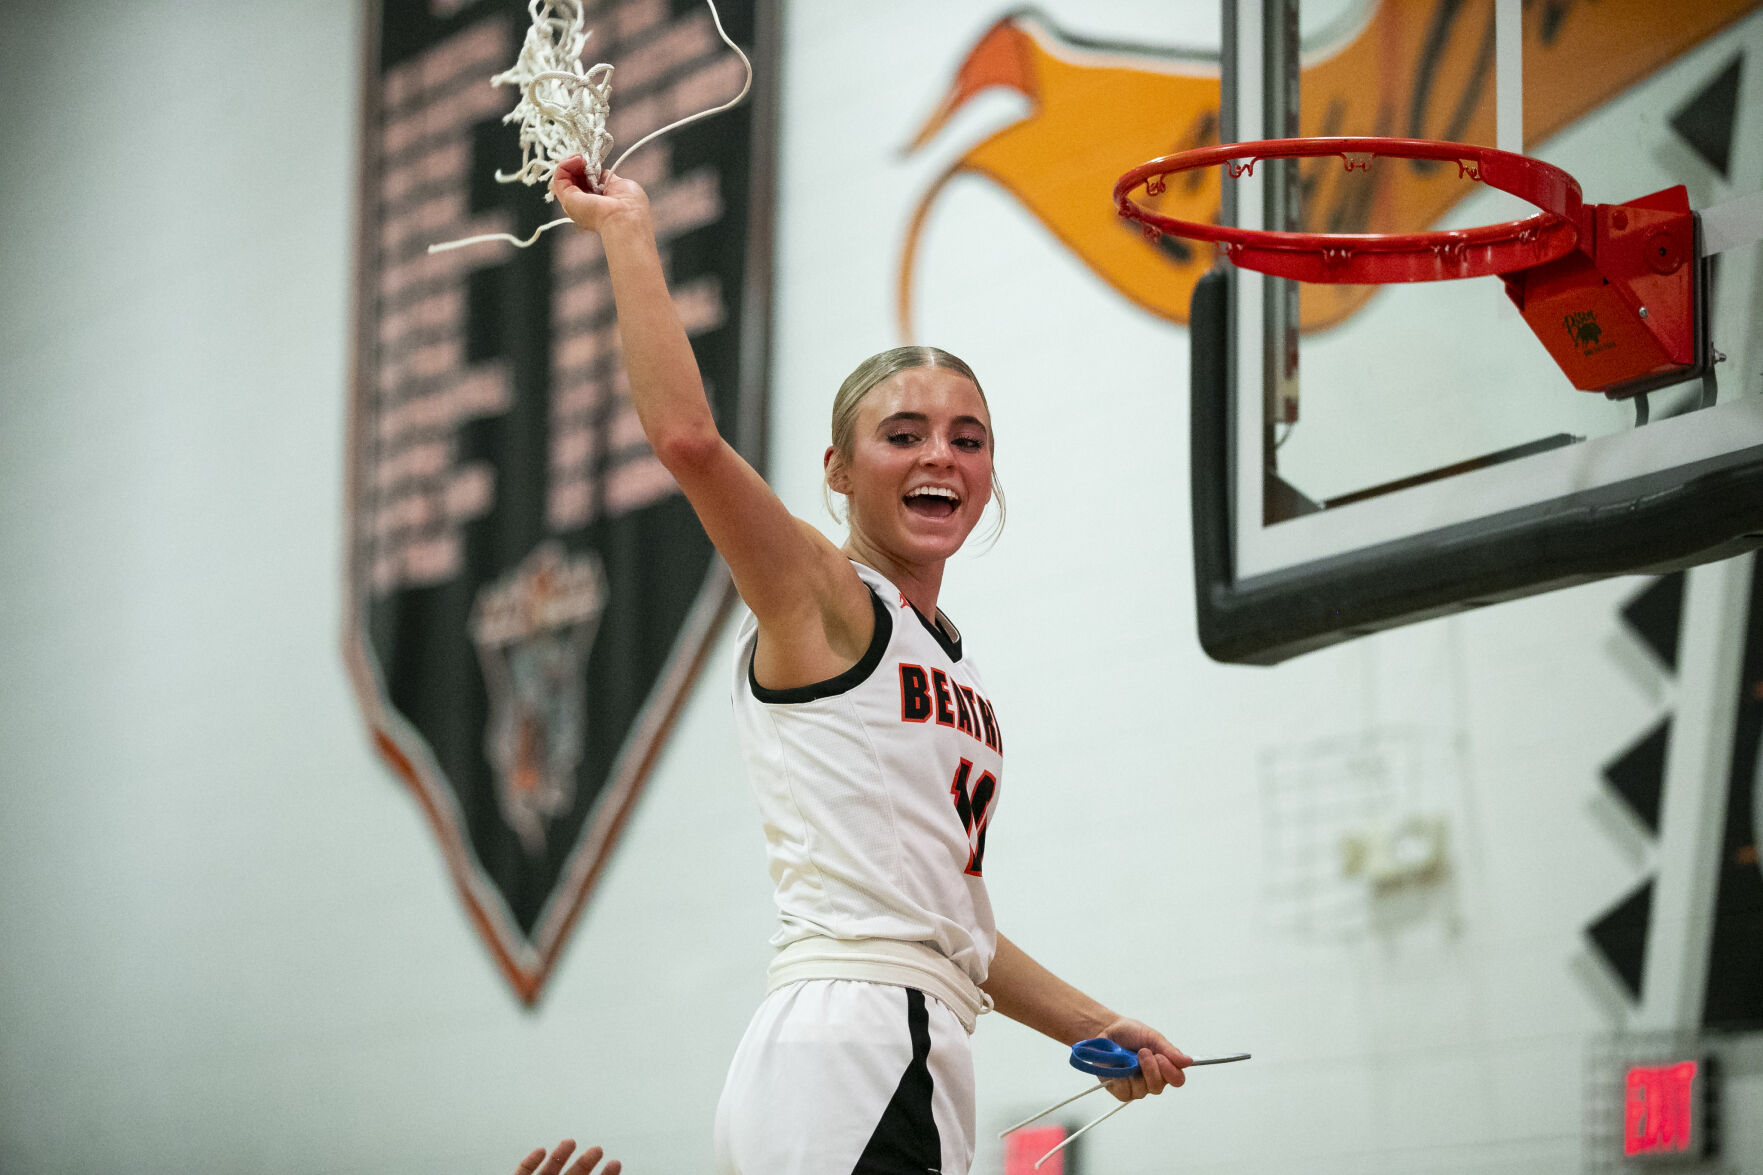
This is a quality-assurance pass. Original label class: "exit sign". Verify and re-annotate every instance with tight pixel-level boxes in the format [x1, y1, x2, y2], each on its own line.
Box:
[1624, 1058, 1717, 1161]
[1005, 1124, 1069, 1175]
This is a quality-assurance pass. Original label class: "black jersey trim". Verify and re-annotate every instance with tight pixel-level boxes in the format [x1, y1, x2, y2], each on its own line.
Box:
[908, 604, 962, 663]
[747, 588, 893, 703]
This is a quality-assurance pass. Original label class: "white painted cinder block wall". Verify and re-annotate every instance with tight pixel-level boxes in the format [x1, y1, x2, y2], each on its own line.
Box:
[0, 3, 1755, 1174]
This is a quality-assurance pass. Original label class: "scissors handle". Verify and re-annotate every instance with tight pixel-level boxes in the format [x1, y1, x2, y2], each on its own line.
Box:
[1069, 1038, 1141, 1079]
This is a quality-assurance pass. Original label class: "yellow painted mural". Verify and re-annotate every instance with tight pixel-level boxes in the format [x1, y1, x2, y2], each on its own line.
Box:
[899, 0, 1760, 337]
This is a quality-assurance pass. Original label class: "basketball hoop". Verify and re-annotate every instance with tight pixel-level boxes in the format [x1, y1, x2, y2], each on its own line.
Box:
[1118, 136, 1716, 401]
[1114, 137, 1585, 284]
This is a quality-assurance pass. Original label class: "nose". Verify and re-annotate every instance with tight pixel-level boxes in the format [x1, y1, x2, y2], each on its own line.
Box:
[920, 432, 955, 466]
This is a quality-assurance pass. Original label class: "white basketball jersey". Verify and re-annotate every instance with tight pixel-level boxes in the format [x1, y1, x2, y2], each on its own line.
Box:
[731, 561, 1004, 988]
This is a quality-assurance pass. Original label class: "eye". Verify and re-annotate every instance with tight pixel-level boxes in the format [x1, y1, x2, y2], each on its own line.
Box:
[888, 431, 920, 445]
[954, 436, 985, 451]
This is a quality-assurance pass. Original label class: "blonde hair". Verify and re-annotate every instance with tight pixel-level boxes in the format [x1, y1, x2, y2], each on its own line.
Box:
[823, 346, 1006, 543]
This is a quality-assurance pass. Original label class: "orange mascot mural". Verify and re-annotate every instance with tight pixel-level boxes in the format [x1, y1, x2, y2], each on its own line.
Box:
[899, 0, 1759, 339]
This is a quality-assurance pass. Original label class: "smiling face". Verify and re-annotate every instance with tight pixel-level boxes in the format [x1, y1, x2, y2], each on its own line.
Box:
[826, 365, 995, 570]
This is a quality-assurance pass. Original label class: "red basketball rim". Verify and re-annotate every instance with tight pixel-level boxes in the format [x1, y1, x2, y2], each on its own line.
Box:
[1114, 137, 1587, 283]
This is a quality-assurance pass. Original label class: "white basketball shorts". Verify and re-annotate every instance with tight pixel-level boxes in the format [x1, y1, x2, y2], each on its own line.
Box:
[714, 979, 976, 1175]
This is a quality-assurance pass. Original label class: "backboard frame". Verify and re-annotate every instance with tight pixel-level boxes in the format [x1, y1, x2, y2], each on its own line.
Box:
[1191, 0, 1763, 665]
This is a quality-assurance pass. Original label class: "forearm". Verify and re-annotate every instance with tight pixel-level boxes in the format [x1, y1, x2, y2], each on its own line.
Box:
[597, 211, 720, 455]
[981, 932, 1117, 1045]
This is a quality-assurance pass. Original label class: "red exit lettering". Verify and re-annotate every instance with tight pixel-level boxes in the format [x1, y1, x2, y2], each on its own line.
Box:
[1004, 1125, 1067, 1175]
[1625, 1061, 1698, 1157]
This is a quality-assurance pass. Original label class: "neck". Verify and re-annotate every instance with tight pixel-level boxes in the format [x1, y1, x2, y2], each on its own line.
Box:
[843, 535, 946, 620]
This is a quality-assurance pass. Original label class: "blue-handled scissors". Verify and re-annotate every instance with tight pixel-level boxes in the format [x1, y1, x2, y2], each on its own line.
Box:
[1068, 1037, 1143, 1079]
[1001, 1041, 1251, 1169]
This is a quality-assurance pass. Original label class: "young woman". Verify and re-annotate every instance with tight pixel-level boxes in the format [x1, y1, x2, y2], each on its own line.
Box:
[547, 154, 1189, 1175]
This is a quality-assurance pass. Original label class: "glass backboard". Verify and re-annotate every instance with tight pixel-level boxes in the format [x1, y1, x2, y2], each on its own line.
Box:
[1183, 0, 1763, 663]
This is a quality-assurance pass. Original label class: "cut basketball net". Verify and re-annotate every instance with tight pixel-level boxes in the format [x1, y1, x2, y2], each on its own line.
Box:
[1000, 1039, 1250, 1169]
[429, 0, 752, 255]
[493, 0, 615, 192]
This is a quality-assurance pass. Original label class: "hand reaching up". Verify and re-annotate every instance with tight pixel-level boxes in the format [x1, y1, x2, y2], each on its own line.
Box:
[512, 1138, 622, 1175]
[549, 155, 650, 235]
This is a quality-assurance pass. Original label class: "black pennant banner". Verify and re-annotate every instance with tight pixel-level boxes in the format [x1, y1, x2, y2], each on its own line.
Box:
[345, 0, 775, 1003]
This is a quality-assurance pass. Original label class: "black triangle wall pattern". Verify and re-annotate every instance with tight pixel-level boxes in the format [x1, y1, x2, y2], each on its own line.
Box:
[1587, 878, 1655, 1003]
[1669, 54, 1743, 180]
[1621, 572, 1685, 674]
[1602, 717, 1671, 836]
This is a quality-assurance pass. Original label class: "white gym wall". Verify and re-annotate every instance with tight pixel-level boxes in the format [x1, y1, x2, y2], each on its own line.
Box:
[1, 3, 1756, 1174]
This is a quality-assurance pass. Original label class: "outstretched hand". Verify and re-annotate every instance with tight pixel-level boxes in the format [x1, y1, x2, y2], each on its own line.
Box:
[1094, 1018, 1193, 1103]
[513, 1138, 622, 1175]
[549, 155, 649, 234]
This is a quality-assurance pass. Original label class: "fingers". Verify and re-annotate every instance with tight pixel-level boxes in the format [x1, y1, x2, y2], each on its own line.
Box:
[538, 1139, 577, 1175]
[1140, 1048, 1166, 1095]
[1157, 1051, 1187, 1089]
[548, 156, 598, 225]
[1133, 1025, 1190, 1069]
[518, 1136, 624, 1175]
[551, 154, 589, 193]
[564, 1144, 608, 1174]
[1130, 1049, 1186, 1094]
[1162, 1040, 1194, 1070]
[1100, 1048, 1188, 1103]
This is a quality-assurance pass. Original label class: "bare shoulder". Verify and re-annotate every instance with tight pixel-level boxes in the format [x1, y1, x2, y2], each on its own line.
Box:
[789, 517, 875, 645]
[747, 520, 877, 690]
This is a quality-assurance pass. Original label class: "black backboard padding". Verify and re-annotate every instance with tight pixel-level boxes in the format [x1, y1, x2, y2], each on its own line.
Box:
[1703, 555, 1763, 1030]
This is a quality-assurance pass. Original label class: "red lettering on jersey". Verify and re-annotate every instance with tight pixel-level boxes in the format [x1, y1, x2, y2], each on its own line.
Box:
[930, 668, 957, 727]
[899, 664, 931, 722]
[949, 758, 998, 876]
[977, 696, 1000, 752]
[958, 686, 986, 745]
[952, 681, 976, 736]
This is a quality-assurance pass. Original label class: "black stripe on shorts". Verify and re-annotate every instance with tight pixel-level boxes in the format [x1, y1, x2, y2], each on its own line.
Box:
[851, 987, 941, 1174]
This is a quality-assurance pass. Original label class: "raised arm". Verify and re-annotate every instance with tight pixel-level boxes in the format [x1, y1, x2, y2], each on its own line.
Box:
[548, 157, 871, 681]
[982, 932, 1192, 1101]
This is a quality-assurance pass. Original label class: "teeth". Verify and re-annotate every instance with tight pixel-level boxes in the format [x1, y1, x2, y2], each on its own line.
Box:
[908, 486, 960, 502]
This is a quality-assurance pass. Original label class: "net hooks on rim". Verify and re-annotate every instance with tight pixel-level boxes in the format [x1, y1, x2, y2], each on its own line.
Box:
[1113, 137, 1587, 284]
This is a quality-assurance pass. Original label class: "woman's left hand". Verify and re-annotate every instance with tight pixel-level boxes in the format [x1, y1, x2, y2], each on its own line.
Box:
[1092, 1018, 1193, 1102]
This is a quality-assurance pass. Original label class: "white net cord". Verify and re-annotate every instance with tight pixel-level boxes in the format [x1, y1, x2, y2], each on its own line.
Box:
[493, 0, 614, 193]
[429, 0, 752, 255]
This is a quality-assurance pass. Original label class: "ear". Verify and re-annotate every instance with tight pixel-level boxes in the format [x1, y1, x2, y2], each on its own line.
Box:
[824, 445, 851, 495]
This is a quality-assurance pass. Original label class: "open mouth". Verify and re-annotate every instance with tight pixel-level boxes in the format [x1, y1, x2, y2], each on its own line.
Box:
[904, 485, 961, 519]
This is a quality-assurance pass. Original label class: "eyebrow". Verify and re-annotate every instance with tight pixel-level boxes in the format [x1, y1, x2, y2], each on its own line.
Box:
[877, 411, 989, 433]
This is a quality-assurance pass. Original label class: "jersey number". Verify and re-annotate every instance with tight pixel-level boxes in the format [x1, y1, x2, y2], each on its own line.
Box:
[949, 758, 997, 876]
